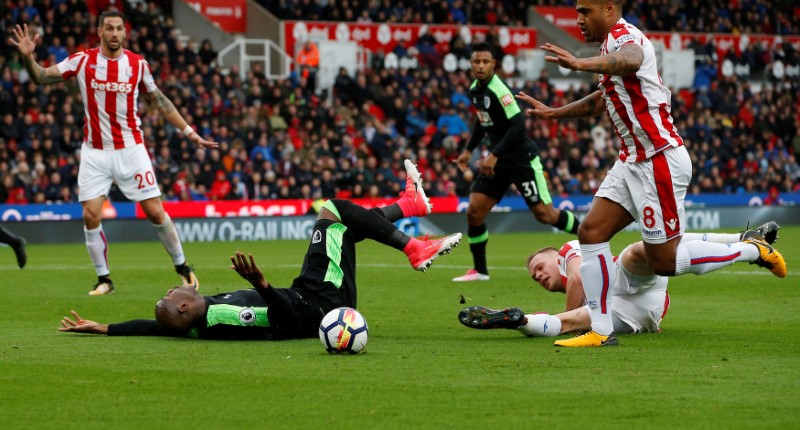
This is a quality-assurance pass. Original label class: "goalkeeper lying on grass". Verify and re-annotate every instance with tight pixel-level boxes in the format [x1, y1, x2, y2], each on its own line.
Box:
[59, 165, 461, 339]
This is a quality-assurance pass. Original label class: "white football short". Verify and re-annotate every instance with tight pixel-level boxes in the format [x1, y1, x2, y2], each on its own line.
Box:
[610, 247, 669, 334]
[596, 146, 692, 244]
[78, 143, 161, 202]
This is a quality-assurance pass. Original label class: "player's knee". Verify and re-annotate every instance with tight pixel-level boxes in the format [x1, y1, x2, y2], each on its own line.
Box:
[576, 224, 597, 243]
[82, 209, 101, 227]
[650, 259, 676, 277]
[465, 206, 486, 224]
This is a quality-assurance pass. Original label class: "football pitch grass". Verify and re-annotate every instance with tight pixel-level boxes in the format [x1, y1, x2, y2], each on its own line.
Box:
[1, 228, 798, 429]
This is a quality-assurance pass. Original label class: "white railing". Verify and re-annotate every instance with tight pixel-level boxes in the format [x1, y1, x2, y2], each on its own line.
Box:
[217, 39, 293, 81]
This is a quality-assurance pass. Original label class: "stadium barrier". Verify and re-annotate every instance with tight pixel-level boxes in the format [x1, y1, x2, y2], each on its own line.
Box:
[3, 203, 798, 244]
[1, 193, 797, 223]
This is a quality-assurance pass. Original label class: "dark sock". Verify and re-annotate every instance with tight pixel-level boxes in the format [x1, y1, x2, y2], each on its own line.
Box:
[379, 204, 404, 223]
[468, 224, 489, 274]
[554, 210, 580, 234]
[175, 263, 189, 274]
[98, 275, 112, 284]
[0, 226, 21, 246]
[331, 199, 410, 250]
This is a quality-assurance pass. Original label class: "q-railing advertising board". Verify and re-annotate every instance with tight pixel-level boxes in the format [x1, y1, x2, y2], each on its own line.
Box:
[1, 194, 797, 223]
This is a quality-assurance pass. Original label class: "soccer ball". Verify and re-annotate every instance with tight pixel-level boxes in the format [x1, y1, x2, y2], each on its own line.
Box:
[319, 307, 369, 354]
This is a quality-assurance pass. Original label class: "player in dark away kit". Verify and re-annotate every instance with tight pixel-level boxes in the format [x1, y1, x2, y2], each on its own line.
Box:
[453, 42, 579, 282]
[59, 162, 462, 339]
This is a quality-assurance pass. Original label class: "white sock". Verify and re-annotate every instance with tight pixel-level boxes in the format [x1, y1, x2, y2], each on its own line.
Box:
[518, 313, 562, 337]
[674, 241, 759, 275]
[681, 232, 740, 244]
[579, 242, 615, 336]
[153, 215, 186, 266]
[84, 225, 109, 277]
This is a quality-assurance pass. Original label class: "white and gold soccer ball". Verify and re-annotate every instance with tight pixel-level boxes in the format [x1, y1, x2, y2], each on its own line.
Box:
[318, 307, 368, 354]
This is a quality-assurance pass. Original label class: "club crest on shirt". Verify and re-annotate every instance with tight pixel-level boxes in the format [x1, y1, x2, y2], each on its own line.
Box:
[239, 307, 256, 325]
[312, 230, 322, 244]
[484, 96, 491, 109]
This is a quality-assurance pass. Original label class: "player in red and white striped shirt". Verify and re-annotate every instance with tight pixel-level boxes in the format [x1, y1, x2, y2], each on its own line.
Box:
[10, 11, 218, 295]
[459, 223, 781, 340]
[516, 0, 786, 346]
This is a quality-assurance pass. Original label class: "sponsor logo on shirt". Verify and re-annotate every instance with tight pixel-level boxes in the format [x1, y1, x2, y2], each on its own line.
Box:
[90, 79, 134, 93]
[613, 34, 636, 51]
[642, 228, 663, 237]
[476, 111, 493, 127]
[500, 94, 514, 106]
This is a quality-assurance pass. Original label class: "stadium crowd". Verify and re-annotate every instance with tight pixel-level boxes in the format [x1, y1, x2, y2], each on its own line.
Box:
[622, 0, 800, 35]
[259, 0, 800, 37]
[0, 1, 799, 206]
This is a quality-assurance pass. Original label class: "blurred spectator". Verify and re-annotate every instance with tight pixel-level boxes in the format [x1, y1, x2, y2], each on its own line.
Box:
[295, 40, 319, 89]
[208, 170, 232, 201]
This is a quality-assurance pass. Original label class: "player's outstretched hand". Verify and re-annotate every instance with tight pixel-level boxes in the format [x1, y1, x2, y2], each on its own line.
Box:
[59, 310, 108, 334]
[188, 131, 219, 150]
[9, 24, 39, 57]
[230, 251, 270, 290]
[516, 91, 555, 119]
[541, 43, 583, 71]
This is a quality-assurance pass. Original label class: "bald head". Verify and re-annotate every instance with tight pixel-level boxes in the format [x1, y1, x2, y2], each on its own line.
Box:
[154, 286, 204, 335]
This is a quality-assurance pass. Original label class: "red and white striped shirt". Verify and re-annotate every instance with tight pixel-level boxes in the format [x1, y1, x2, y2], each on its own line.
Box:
[57, 48, 158, 150]
[557, 240, 581, 287]
[598, 19, 683, 163]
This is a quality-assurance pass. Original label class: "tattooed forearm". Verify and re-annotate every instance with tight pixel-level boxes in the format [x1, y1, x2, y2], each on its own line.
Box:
[152, 90, 177, 115]
[23, 55, 44, 83]
[23, 56, 63, 85]
[582, 45, 644, 76]
[154, 91, 177, 114]
[553, 91, 605, 119]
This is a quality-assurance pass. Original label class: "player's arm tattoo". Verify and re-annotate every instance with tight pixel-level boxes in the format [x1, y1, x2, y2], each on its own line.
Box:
[23, 56, 64, 85]
[553, 91, 605, 119]
[581, 44, 644, 76]
[147, 89, 178, 115]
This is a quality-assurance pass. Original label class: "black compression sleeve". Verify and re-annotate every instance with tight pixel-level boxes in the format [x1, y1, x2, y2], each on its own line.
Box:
[107, 319, 168, 336]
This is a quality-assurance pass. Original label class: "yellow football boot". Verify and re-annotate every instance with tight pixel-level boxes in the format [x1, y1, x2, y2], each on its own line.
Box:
[554, 331, 619, 347]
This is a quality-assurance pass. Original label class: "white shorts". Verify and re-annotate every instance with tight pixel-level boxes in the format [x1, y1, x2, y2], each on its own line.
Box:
[78, 143, 161, 202]
[610, 253, 669, 334]
[596, 146, 692, 244]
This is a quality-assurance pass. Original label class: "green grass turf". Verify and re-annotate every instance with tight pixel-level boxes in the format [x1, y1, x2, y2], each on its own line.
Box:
[0, 227, 798, 429]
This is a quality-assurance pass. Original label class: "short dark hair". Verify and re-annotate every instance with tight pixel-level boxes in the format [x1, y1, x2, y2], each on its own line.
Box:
[98, 10, 126, 27]
[471, 42, 495, 59]
[526, 246, 558, 267]
[155, 298, 193, 335]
